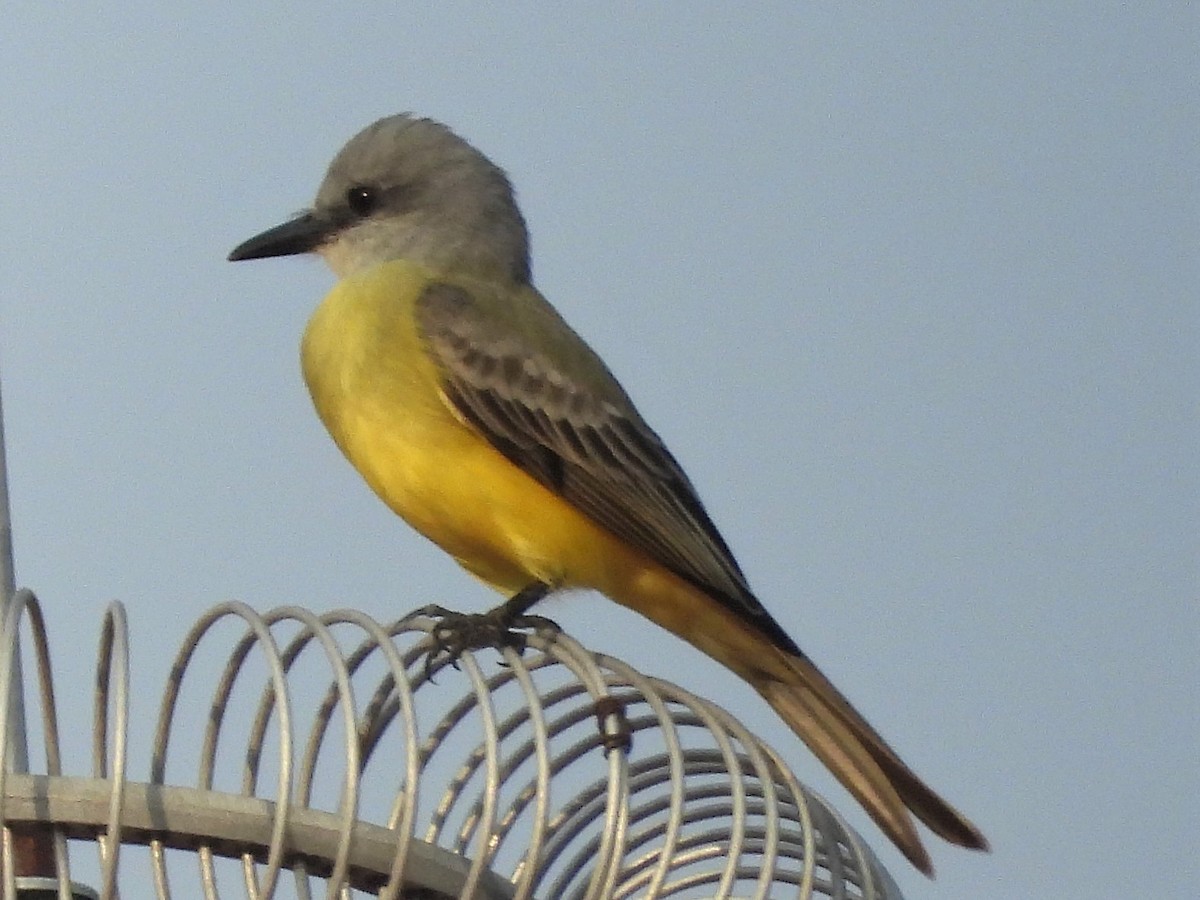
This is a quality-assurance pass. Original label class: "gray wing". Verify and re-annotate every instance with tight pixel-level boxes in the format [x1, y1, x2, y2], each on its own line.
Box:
[415, 281, 801, 654]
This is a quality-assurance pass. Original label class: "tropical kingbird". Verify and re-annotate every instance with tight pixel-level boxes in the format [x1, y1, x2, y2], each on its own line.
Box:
[228, 114, 988, 875]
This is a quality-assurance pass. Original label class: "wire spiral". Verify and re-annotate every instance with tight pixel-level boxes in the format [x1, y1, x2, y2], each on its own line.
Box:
[0, 593, 903, 899]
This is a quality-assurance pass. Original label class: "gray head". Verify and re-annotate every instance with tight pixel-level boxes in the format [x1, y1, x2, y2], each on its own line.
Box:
[229, 115, 531, 283]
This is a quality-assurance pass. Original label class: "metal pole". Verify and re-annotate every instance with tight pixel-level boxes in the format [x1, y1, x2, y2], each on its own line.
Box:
[0, 372, 50, 895]
[0, 371, 94, 896]
[0, 374, 29, 774]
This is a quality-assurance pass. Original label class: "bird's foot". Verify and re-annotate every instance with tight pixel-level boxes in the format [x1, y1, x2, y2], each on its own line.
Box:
[409, 599, 559, 680]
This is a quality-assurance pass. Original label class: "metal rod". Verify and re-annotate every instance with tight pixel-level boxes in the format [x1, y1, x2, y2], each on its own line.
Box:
[0, 372, 93, 893]
[0, 374, 30, 775]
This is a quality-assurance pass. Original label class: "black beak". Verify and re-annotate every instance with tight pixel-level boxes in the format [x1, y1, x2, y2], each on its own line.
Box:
[228, 211, 334, 261]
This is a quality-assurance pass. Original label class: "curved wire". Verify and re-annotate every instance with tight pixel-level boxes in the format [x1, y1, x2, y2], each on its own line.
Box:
[94, 601, 130, 900]
[150, 601, 295, 900]
[1, 598, 904, 900]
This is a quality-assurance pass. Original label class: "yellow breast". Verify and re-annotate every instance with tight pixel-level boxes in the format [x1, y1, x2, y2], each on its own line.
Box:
[299, 261, 581, 592]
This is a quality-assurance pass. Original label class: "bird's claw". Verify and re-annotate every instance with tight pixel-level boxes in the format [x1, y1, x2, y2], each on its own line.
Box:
[416, 605, 559, 680]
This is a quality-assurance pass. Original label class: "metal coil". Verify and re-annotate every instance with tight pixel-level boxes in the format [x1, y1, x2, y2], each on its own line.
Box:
[0, 592, 903, 899]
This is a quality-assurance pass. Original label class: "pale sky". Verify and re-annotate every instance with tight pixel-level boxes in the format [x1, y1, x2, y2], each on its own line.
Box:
[0, 5, 1194, 898]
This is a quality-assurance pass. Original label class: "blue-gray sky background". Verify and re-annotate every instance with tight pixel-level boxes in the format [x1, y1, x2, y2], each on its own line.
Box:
[0, 5, 1194, 897]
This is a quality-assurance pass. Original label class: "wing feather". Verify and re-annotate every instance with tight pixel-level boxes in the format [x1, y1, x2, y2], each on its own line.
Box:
[416, 281, 799, 653]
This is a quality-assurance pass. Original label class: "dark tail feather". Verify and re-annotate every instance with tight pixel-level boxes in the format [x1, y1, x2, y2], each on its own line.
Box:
[756, 646, 989, 876]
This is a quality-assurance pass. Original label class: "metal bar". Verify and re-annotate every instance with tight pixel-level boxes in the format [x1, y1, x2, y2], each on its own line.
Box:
[0, 376, 29, 775]
[0, 371, 44, 892]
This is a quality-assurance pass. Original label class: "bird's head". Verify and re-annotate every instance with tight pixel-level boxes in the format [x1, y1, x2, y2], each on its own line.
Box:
[229, 114, 531, 284]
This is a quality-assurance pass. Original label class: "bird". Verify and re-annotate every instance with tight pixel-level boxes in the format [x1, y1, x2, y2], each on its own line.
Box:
[228, 113, 989, 875]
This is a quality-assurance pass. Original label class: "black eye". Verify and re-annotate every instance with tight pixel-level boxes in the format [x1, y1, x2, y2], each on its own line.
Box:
[346, 185, 378, 216]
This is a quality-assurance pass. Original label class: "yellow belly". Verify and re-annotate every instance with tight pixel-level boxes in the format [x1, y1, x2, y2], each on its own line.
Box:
[300, 261, 625, 594]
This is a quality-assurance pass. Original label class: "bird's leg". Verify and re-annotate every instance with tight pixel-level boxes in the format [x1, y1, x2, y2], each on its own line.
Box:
[500, 580, 553, 620]
[420, 581, 559, 678]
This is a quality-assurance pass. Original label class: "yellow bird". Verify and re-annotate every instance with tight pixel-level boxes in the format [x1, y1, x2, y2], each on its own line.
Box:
[229, 114, 988, 875]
